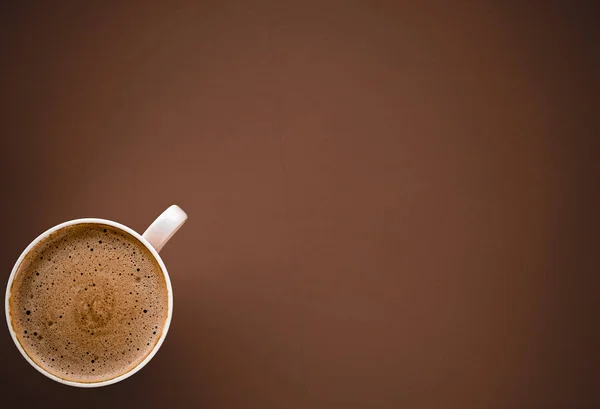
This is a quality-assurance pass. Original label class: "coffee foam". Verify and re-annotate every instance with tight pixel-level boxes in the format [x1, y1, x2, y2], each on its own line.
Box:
[9, 223, 168, 383]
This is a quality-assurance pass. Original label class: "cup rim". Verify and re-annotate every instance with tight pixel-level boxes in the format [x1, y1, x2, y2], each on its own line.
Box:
[4, 218, 174, 388]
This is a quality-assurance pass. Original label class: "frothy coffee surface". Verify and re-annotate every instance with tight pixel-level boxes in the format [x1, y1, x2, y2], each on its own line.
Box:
[9, 223, 169, 383]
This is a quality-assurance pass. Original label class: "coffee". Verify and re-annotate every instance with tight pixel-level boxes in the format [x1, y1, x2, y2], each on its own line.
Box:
[8, 223, 169, 383]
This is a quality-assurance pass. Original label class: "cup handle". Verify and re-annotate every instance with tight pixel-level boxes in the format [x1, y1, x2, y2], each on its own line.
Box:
[142, 205, 188, 252]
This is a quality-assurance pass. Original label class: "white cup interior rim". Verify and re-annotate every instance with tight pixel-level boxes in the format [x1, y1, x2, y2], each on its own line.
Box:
[4, 218, 174, 388]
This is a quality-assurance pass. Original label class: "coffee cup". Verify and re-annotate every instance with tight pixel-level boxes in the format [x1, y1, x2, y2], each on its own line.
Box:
[4, 205, 187, 387]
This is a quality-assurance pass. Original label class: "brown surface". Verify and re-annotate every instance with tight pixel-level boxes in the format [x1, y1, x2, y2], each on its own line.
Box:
[0, 2, 599, 408]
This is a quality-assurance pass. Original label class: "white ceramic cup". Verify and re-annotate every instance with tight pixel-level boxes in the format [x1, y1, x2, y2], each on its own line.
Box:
[4, 205, 187, 387]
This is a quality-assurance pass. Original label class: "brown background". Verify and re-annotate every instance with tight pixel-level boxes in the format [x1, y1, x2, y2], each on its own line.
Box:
[1, 1, 599, 408]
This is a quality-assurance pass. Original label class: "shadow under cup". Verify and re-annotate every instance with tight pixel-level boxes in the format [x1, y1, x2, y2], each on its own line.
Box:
[5, 219, 174, 388]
